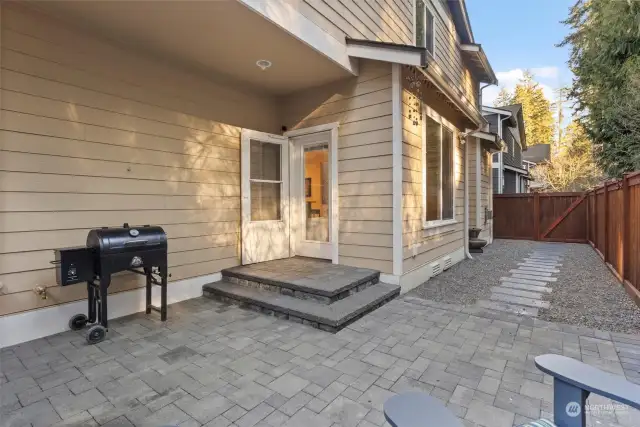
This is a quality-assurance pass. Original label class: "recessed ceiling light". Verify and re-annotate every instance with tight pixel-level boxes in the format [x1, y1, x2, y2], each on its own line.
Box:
[256, 59, 272, 71]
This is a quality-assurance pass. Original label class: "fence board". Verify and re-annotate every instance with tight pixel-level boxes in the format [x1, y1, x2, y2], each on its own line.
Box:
[493, 192, 586, 242]
[494, 174, 640, 308]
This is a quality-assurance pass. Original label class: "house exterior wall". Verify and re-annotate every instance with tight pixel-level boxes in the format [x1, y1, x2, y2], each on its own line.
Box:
[0, 4, 283, 317]
[401, 68, 465, 280]
[429, 0, 478, 107]
[468, 139, 478, 227]
[503, 127, 522, 169]
[479, 148, 493, 240]
[503, 169, 517, 194]
[493, 168, 501, 194]
[283, 0, 414, 45]
[283, 0, 478, 108]
[281, 60, 394, 274]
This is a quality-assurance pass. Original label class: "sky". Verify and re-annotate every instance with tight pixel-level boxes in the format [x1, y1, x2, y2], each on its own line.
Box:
[466, 0, 575, 108]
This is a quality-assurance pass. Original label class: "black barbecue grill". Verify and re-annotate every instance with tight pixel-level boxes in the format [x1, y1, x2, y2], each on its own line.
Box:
[53, 223, 168, 344]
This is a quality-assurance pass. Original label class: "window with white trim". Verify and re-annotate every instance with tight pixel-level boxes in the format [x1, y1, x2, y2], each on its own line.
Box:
[415, 0, 434, 55]
[423, 108, 455, 227]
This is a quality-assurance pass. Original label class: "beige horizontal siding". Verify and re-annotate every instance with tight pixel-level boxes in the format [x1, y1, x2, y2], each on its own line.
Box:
[401, 68, 465, 274]
[282, 60, 394, 273]
[427, 0, 478, 107]
[284, 0, 413, 45]
[468, 139, 479, 227]
[0, 4, 282, 316]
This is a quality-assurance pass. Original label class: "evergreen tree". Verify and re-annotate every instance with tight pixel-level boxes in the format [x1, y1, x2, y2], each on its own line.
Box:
[493, 87, 513, 107]
[561, 0, 640, 176]
[496, 72, 555, 147]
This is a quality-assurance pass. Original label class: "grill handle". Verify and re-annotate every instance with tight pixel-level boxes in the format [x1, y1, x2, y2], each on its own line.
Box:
[123, 240, 148, 247]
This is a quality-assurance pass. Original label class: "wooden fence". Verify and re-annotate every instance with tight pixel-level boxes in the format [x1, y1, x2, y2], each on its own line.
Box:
[493, 172, 640, 306]
[493, 192, 588, 242]
[586, 172, 640, 306]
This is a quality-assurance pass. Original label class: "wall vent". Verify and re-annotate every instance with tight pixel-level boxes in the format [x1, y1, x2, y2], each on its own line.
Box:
[430, 261, 442, 277]
[443, 256, 452, 271]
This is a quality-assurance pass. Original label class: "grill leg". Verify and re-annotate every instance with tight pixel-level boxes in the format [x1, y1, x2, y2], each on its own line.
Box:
[145, 267, 152, 315]
[87, 281, 96, 323]
[160, 265, 168, 322]
[99, 277, 110, 329]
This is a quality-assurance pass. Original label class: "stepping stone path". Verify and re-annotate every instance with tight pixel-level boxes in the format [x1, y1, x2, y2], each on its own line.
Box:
[476, 244, 566, 317]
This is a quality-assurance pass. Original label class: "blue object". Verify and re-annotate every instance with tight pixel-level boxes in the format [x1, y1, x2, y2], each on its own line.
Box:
[534, 354, 640, 427]
[384, 392, 464, 427]
[383, 354, 640, 427]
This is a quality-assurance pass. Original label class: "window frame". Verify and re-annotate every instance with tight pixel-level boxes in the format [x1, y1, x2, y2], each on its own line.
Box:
[414, 0, 435, 56]
[422, 106, 457, 230]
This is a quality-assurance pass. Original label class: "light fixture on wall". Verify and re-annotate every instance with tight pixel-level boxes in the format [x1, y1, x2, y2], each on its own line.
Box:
[256, 59, 272, 71]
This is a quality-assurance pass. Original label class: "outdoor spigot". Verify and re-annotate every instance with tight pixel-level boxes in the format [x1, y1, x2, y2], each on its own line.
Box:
[34, 285, 48, 300]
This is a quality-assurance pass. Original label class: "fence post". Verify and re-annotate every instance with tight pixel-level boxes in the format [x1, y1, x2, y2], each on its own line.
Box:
[533, 192, 540, 241]
[603, 182, 609, 263]
[622, 174, 630, 282]
[586, 191, 590, 242]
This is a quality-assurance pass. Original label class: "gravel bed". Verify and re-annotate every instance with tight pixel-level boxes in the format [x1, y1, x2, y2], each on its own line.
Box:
[539, 243, 640, 334]
[408, 239, 640, 334]
[408, 239, 537, 306]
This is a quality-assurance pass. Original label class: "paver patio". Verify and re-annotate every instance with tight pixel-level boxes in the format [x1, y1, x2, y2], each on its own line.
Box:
[2, 294, 639, 427]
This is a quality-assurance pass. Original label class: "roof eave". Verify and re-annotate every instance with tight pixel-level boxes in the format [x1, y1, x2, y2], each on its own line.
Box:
[460, 44, 497, 85]
[345, 38, 428, 67]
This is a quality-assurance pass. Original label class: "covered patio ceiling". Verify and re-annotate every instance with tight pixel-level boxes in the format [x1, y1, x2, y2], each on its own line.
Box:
[30, 0, 353, 95]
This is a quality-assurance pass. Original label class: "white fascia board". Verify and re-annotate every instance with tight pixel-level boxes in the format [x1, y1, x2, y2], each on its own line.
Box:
[471, 130, 496, 142]
[238, 0, 356, 75]
[482, 106, 512, 116]
[460, 44, 480, 52]
[504, 164, 528, 174]
[347, 44, 423, 67]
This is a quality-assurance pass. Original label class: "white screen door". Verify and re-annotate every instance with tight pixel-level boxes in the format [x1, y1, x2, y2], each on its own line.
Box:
[290, 132, 332, 260]
[241, 130, 289, 264]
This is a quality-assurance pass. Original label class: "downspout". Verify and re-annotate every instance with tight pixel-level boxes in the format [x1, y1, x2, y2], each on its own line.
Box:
[464, 135, 472, 260]
[461, 127, 483, 260]
[498, 115, 509, 194]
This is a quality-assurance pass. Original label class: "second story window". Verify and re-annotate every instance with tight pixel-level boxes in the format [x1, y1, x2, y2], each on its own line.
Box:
[415, 0, 434, 55]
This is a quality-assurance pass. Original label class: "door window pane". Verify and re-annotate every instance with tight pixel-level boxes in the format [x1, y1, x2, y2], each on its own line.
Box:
[250, 140, 280, 180]
[425, 116, 442, 221]
[442, 128, 454, 220]
[304, 144, 329, 242]
[251, 182, 281, 221]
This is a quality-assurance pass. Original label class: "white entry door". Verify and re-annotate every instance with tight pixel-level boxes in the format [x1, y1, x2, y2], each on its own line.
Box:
[241, 130, 289, 264]
[289, 131, 333, 260]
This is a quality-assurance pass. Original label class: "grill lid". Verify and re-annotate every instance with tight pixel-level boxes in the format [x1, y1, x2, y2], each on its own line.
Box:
[86, 224, 167, 255]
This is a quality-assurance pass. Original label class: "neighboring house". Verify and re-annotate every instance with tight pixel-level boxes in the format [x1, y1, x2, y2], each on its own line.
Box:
[0, 0, 500, 346]
[523, 144, 552, 191]
[483, 105, 528, 193]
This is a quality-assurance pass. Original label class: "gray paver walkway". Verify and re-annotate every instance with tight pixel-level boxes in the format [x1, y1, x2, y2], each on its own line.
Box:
[476, 245, 566, 318]
[2, 295, 639, 427]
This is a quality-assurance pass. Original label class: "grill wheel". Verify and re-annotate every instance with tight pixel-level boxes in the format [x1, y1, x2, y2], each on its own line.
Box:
[68, 313, 88, 331]
[86, 325, 106, 344]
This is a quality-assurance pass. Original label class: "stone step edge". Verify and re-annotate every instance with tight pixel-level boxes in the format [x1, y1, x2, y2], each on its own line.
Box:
[203, 280, 399, 331]
[476, 299, 540, 317]
[220, 268, 380, 299]
[490, 292, 551, 309]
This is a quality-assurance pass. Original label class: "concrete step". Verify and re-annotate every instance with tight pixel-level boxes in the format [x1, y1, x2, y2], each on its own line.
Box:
[520, 261, 563, 268]
[491, 286, 544, 300]
[516, 266, 560, 273]
[490, 292, 551, 309]
[509, 269, 553, 277]
[203, 279, 400, 332]
[221, 265, 379, 304]
[511, 273, 557, 282]
[528, 255, 563, 261]
[500, 276, 552, 287]
[499, 281, 552, 293]
[476, 300, 539, 317]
